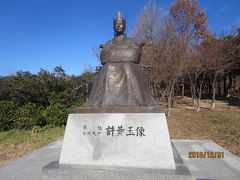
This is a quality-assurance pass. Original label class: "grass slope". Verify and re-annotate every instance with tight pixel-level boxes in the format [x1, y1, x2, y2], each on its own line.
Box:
[0, 127, 64, 166]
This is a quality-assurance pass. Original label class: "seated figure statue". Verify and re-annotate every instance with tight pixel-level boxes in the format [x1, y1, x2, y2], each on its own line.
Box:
[86, 11, 157, 107]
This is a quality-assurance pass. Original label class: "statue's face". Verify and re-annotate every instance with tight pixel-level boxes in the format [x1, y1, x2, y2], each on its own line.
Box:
[114, 20, 125, 34]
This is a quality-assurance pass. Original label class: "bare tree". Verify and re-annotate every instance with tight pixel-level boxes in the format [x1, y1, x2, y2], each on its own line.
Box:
[170, 0, 208, 108]
[186, 46, 206, 111]
[201, 36, 237, 109]
[132, 0, 210, 115]
[132, 0, 166, 99]
[132, 0, 208, 116]
[92, 46, 101, 62]
[170, 0, 208, 48]
[132, 0, 162, 43]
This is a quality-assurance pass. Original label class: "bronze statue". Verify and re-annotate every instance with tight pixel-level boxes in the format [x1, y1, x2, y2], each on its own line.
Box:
[86, 11, 157, 107]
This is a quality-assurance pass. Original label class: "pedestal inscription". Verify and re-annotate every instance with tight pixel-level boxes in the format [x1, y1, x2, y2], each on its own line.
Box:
[59, 113, 175, 170]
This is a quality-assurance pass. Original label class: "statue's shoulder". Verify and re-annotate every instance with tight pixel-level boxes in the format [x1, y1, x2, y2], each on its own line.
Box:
[126, 37, 138, 42]
[125, 37, 140, 48]
[102, 39, 114, 49]
[99, 39, 113, 49]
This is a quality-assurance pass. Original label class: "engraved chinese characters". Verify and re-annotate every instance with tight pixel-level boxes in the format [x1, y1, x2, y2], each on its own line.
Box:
[81, 124, 146, 137]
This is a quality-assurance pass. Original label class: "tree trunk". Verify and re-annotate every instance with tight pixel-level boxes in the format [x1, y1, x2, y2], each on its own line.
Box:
[211, 76, 217, 110]
[171, 85, 174, 108]
[224, 76, 227, 96]
[181, 78, 185, 97]
[167, 95, 171, 117]
[211, 86, 216, 110]
[154, 83, 157, 97]
[208, 79, 211, 96]
[151, 82, 154, 96]
[226, 74, 232, 97]
[196, 99, 200, 111]
[167, 81, 175, 117]
[190, 85, 195, 106]
[196, 84, 202, 112]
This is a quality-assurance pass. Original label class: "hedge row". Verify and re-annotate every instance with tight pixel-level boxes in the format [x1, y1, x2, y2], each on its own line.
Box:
[0, 101, 70, 131]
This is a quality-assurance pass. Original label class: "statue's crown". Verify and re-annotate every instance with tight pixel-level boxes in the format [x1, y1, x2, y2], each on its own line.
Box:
[114, 11, 126, 22]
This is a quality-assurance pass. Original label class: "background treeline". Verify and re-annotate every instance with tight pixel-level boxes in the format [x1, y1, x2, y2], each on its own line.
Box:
[1, 0, 240, 131]
[132, 0, 240, 116]
[0, 66, 94, 131]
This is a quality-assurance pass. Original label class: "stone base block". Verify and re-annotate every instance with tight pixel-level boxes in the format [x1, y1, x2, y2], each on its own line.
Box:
[42, 161, 194, 180]
[59, 113, 175, 170]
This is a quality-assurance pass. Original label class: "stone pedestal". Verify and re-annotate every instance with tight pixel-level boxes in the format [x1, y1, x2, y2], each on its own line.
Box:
[43, 107, 194, 179]
[59, 113, 175, 170]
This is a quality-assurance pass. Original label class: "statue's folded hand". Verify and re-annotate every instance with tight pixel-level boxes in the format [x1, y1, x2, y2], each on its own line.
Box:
[100, 47, 140, 64]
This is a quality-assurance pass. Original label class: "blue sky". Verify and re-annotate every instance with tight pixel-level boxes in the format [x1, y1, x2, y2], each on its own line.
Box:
[0, 0, 240, 76]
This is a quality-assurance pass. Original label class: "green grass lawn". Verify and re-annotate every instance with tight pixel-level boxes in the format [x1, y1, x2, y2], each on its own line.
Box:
[0, 126, 64, 166]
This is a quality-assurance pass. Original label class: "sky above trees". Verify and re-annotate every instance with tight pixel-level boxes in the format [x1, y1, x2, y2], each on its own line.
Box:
[0, 0, 240, 76]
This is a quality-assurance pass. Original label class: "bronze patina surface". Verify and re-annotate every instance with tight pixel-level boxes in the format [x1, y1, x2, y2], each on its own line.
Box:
[86, 11, 157, 107]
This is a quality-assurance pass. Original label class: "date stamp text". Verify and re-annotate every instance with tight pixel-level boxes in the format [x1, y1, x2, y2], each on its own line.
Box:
[188, 151, 224, 158]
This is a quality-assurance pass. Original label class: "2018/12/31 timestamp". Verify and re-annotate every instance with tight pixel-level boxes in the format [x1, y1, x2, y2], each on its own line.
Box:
[188, 151, 224, 158]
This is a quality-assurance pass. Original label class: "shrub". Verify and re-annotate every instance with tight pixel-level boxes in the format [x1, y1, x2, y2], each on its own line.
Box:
[43, 103, 68, 126]
[0, 101, 16, 131]
[71, 99, 85, 108]
[41, 124, 54, 132]
[15, 102, 45, 129]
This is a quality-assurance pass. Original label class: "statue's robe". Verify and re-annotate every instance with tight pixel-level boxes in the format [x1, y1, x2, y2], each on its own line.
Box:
[86, 37, 157, 107]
